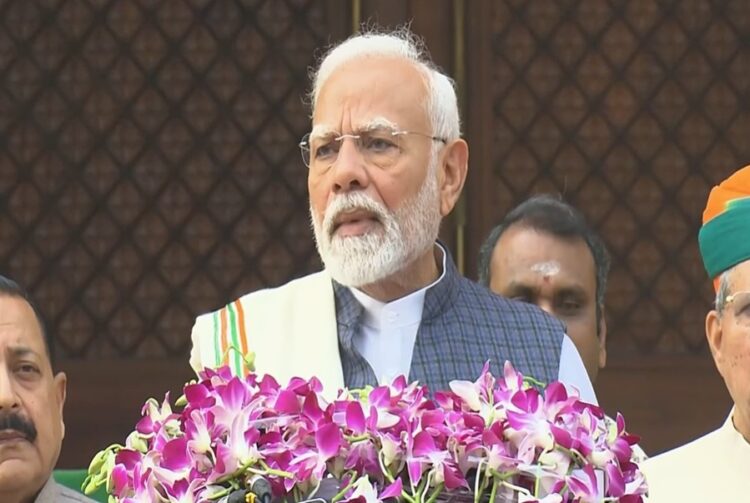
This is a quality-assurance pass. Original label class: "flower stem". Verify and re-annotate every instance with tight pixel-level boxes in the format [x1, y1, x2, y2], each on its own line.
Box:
[331, 476, 358, 503]
[499, 480, 532, 497]
[214, 460, 293, 486]
[488, 478, 498, 503]
[378, 451, 395, 483]
[558, 446, 587, 465]
[523, 376, 547, 388]
[207, 488, 230, 500]
[413, 477, 427, 503]
[259, 460, 294, 478]
[474, 459, 489, 503]
[400, 490, 417, 503]
[424, 483, 444, 503]
[489, 468, 519, 481]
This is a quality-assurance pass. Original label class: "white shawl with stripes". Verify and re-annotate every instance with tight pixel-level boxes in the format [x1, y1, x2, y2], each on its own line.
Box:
[189, 271, 345, 399]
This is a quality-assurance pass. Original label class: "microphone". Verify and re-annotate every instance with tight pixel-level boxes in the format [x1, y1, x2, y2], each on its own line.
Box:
[226, 476, 272, 503]
[249, 475, 273, 503]
[226, 489, 248, 503]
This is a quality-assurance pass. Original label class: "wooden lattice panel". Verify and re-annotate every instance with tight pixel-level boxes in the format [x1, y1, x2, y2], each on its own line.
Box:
[0, 0, 348, 358]
[480, 0, 750, 356]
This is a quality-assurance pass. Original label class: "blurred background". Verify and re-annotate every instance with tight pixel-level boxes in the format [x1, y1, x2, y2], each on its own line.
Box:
[0, 0, 745, 467]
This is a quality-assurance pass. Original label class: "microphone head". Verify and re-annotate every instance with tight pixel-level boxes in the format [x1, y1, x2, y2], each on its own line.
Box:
[226, 489, 249, 503]
[248, 475, 273, 503]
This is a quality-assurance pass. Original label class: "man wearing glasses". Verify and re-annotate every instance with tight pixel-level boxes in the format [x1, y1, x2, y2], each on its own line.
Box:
[189, 28, 595, 404]
[642, 166, 750, 501]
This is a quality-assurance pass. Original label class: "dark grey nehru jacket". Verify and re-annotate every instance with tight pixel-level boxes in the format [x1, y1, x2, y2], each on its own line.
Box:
[334, 244, 564, 392]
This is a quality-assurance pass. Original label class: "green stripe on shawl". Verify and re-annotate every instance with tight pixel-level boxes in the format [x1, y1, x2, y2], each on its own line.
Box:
[699, 197, 750, 278]
[226, 301, 242, 375]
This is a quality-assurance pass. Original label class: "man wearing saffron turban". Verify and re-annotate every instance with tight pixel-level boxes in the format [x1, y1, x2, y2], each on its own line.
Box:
[642, 166, 750, 501]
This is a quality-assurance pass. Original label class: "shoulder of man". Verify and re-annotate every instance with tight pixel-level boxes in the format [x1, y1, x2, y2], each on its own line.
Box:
[189, 271, 332, 373]
[237, 270, 331, 304]
[454, 276, 566, 334]
[194, 270, 330, 323]
[34, 479, 97, 503]
[640, 427, 724, 500]
[642, 427, 720, 477]
[58, 484, 98, 503]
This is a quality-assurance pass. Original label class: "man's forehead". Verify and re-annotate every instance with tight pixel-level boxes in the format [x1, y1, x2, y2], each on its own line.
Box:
[505, 264, 583, 287]
[498, 228, 593, 266]
[0, 297, 44, 351]
[493, 235, 594, 289]
[729, 259, 750, 288]
[4, 343, 40, 358]
[313, 58, 430, 133]
[529, 261, 562, 277]
[0, 322, 44, 345]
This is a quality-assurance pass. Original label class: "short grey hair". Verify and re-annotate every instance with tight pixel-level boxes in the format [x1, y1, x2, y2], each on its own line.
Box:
[715, 268, 734, 315]
[477, 195, 610, 335]
[308, 27, 462, 143]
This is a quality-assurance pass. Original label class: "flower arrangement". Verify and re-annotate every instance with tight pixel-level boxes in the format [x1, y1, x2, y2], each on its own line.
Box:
[84, 360, 647, 503]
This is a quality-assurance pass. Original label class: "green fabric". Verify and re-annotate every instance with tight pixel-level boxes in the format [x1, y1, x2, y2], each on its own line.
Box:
[227, 301, 242, 374]
[212, 309, 221, 367]
[53, 469, 108, 502]
[699, 197, 750, 278]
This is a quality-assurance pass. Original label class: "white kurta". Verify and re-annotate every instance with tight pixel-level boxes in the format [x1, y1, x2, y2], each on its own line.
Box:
[641, 408, 750, 502]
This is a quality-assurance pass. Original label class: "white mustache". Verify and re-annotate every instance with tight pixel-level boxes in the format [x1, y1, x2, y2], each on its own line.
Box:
[322, 193, 391, 238]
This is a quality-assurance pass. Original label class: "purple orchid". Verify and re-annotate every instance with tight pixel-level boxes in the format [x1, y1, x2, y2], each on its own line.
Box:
[87, 360, 646, 503]
[566, 464, 601, 502]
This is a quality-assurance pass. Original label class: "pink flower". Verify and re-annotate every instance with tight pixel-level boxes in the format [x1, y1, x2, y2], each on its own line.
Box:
[212, 410, 261, 481]
[316, 422, 344, 460]
[567, 464, 601, 502]
[346, 401, 367, 435]
[90, 361, 646, 503]
[344, 477, 402, 503]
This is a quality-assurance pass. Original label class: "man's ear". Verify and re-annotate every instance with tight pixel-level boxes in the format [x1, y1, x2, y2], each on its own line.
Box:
[706, 310, 724, 368]
[598, 307, 608, 369]
[54, 371, 67, 438]
[438, 139, 468, 217]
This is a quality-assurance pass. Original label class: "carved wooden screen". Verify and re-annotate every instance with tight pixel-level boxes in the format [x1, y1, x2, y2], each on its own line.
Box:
[0, 0, 350, 466]
[465, 0, 748, 453]
[0, 1, 352, 358]
[2, 0, 747, 466]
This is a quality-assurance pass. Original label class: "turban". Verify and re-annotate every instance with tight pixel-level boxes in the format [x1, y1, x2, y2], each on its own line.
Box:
[698, 165, 750, 291]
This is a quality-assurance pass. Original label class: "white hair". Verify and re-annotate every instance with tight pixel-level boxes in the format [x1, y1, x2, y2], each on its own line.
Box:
[715, 267, 734, 315]
[309, 28, 461, 143]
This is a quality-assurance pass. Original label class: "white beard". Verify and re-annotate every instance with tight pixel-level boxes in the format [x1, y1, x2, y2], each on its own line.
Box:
[310, 164, 442, 288]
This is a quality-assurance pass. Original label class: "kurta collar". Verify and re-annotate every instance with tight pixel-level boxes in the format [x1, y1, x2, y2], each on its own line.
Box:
[332, 241, 458, 345]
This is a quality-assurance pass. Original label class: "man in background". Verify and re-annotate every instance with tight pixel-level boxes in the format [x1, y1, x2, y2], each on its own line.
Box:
[478, 195, 609, 383]
[0, 275, 93, 503]
[642, 166, 750, 501]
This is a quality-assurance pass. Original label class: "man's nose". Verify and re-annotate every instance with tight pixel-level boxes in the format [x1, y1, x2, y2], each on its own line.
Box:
[537, 300, 555, 316]
[331, 138, 370, 193]
[0, 368, 20, 411]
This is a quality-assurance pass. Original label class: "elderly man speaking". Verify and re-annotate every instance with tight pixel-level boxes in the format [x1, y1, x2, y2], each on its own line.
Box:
[642, 166, 750, 501]
[189, 28, 595, 403]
